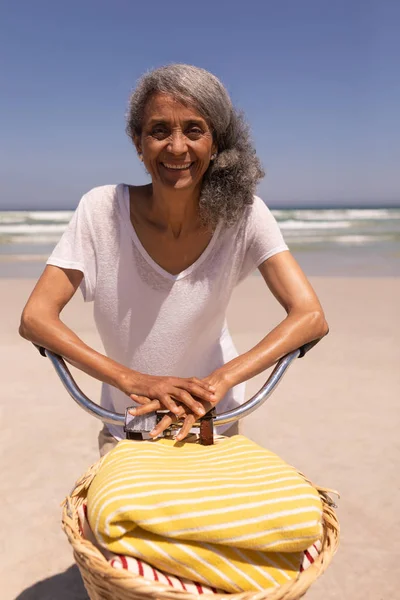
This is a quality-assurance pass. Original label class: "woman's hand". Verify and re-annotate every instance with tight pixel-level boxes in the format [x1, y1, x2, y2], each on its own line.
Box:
[200, 370, 232, 406]
[128, 370, 233, 441]
[120, 372, 216, 418]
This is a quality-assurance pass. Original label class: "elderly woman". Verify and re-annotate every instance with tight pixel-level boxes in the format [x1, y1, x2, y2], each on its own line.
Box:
[19, 64, 328, 453]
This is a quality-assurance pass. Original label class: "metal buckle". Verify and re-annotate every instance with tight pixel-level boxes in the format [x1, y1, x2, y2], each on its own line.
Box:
[124, 410, 159, 440]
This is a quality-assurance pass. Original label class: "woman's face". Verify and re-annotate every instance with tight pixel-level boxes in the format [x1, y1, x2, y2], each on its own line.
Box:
[135, 93, 217, 192]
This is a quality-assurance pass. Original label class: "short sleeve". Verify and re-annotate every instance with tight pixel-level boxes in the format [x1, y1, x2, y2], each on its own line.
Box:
[238, 196, 288, 282]
[46, 194, 97, 302]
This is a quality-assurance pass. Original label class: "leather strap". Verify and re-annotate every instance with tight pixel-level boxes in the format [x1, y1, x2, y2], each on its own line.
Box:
[199, 411, 214, 445]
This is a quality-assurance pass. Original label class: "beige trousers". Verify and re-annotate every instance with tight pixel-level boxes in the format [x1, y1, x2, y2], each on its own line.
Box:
[98, 421, 240, 457]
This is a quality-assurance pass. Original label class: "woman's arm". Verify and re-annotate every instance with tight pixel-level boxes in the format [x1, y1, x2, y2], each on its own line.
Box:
[136, 251, 328, 441]
[19, 265, 214, 416]
[205, 251, 328, 396]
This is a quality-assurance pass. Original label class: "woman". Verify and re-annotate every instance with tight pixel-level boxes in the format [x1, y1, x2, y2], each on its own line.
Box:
[19, 64, 328, 453]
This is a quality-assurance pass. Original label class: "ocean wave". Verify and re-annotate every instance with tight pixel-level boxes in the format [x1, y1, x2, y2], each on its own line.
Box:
[0, 211, 73, 225]
[288, 234, 396, 245]
[332, 235, 379, 244]
[0, 214, 28, 225]
[26, 211, 74, 222]
[272, 208, 400, 221]
[2, 235, 61, 245]
[279, 219, 351, 230]
[0, 224, 67, 234]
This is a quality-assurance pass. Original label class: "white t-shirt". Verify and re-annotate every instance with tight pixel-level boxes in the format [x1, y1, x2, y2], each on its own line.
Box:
[47, 184, 288, 438]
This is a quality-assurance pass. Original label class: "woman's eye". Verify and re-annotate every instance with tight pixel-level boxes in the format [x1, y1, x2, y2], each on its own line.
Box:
[186, 127, 203, 138]
[151, 127, 169, 139]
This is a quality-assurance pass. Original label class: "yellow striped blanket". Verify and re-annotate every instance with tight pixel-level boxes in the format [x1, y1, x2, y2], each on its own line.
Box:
[87, 435, 323, 593]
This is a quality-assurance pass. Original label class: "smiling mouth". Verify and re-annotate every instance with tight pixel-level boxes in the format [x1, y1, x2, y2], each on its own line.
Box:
[161, 162, 194, 171]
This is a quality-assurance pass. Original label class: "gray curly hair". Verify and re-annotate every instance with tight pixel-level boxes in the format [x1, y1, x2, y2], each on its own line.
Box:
[126, 64, 264, 227]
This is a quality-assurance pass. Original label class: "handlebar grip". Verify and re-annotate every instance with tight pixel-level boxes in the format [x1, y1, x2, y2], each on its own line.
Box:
[34, 344, 47, 357]
[298, 333, 327, 358]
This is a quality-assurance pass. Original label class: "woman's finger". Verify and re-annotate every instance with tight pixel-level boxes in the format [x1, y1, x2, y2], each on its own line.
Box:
[173, 389, 206, 416]
[175, 413, 197, 441]
[149, 413, 175, 438]
[176, 382, 216, 406]
[130, 394, 153, 405]
[129, 399, 161, 416]
[198, 400, 213, 415]
[174, 405, 188, 418]
[189, 377, 216, 392]
[156, 394, 181, 415]
[130, 399, 189, 419]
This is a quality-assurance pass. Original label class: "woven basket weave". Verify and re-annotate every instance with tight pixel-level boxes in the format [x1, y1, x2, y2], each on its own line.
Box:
[62, 451, 339, 600]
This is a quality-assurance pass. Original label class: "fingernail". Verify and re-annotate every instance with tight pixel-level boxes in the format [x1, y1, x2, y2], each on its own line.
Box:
[129, 409, 136, 415]
[197, 407, 206, 416]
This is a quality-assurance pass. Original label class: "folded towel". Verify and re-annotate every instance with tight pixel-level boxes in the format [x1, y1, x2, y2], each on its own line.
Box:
[78, 503, 222, 594]
[87, 435, 323, 592]
[78, 502, 322, 592]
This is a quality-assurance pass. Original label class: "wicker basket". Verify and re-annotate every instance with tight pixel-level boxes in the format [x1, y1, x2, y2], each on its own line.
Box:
[62, 453, 339, 600]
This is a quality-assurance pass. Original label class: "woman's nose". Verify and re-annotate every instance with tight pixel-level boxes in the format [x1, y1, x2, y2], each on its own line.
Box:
[167, 130, 188, 155]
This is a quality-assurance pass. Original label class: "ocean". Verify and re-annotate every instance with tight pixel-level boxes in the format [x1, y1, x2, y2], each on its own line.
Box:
[0, 207, 399, 277]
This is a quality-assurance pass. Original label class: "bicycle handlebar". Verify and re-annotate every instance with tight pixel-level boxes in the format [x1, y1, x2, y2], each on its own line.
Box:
[37, 338, 320, 428]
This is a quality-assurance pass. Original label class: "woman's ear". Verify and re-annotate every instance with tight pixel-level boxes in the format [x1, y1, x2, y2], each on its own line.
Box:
[210, 142, 218, 161]
[133, 135, 142, 157]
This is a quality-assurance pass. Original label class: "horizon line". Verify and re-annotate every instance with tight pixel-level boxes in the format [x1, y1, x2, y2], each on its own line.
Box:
[1, 203, 400, 212]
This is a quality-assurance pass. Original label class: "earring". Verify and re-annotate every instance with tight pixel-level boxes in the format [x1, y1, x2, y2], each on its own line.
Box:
[138, 153, 143, 162]
[211, 153, 217, 160]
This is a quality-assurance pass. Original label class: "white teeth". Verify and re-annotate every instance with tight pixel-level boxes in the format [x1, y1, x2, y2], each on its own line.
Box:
[162, 163, 192, 170]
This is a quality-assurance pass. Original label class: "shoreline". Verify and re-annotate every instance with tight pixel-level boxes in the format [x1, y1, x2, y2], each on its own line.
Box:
[1, 247, 399, 278]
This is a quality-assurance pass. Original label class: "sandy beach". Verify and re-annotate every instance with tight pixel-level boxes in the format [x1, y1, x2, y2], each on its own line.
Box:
[1, 274, 399, 599]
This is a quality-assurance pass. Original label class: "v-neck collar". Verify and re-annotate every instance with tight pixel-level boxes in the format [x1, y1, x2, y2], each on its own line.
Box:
[119, 184, 221, 281]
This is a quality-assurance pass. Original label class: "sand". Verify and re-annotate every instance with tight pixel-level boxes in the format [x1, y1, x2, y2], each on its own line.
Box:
[1, 275, 399, 599]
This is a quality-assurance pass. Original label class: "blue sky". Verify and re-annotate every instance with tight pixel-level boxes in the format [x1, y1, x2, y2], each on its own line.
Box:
[1, 0, 399, 209]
